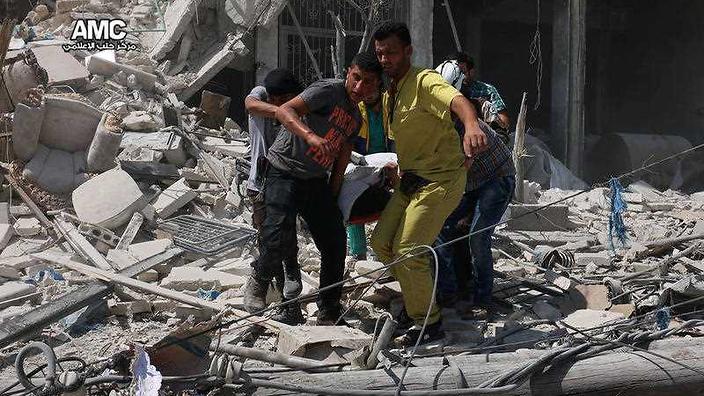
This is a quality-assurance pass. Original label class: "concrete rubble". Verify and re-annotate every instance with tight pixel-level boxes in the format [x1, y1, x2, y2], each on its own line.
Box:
[0, 1, 703, 394]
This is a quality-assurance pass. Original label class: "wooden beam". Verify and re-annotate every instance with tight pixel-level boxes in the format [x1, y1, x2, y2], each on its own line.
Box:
[33, 252, 284, 332]
[0, 247, 185, 348]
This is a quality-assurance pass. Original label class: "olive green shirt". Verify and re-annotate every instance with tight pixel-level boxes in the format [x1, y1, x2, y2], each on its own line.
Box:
[386, 66, 465, 181]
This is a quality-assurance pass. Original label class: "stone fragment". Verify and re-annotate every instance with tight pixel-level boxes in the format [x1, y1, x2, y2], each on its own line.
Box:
[0, 266, 21, 280]
[13, 217, 42, 237]
[277, 325, 372, 357]
[354, 260, 386, 279]
[72, 168, 146, 229]
[152, 178, 196, 219]
[109, 300, 152, 316]
[121, 111, 159, 131]
[200, 136, 248, 158]
[56, 0, 89, 13]
[128, 239, 173, 260]
[160, 267, 245, 291]
[137, 270, 159, 283]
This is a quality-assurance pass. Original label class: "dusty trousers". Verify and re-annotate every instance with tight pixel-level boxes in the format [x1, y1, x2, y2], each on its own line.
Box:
[371, 170, 465, 325]
[255, 167, 347, 316]
[247, 188, 299, 294]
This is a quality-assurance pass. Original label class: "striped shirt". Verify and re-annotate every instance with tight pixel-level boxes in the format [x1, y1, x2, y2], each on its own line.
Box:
[464, 120, 515, 191]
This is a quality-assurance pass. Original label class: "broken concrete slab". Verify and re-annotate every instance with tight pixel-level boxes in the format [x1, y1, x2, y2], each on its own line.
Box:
[159, 266, 245, 292]
[152, 178, 196, 219]
[128, 239, 174, 260]
[561, 309, 624, 332]
[0, 282, 38, 305]
[31, 46, 89, 87]
[72, 167, 147, 229]
[277, 325, 372, 357]
[177, 38, 244, 100]
[85, 56, 156, 90]
[0, 266, 21, 281]
[0, 225, 14, 251]
[506, 204, 571, 231]
[56, 0, 89, 13]
[200, 136, 248, 158]
[120, 131, 182, 151]
[147, 0, 204, 61]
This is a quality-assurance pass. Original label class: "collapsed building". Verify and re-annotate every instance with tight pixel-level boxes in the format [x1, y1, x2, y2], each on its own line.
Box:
[0, 0, 704, 395]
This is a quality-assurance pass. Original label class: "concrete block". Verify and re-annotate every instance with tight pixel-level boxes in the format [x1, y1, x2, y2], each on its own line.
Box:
[506, 204, 570, 231]
[0, 256, 39, 270]
[9, 206, 31, 217]
[86, 113, 122, 172]
[13, 218, 42, 237]
[562, 309, 624, 332]
[120, 131, 180, 151]
[213, 257, 252, 276]
[121, 111, 159, 131]
[109, 299, 152, 316]
[72, 168, 145, 229]
[137, 270, 159, 283]
[574, 252, 612, 268]
[128, 239, 173, 260]
[106, 249, 138, 270]
[152, 178, 196, 219]
[0, 224, 14, 250]
[39, 95, 102, 152]
[160, 267, 245, 291]
[0, 281, 37, 302]
[277, 325, 372, 357]
[31, 46, 89, 87]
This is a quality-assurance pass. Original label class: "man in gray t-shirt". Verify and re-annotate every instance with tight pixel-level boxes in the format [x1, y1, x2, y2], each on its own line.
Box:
[243, 69, 303, 313]
[243, 52, 384, 326]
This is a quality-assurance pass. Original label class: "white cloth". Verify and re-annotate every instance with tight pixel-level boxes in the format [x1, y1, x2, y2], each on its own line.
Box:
[338, 153, 397, 222]
[435, 60, 464, 90]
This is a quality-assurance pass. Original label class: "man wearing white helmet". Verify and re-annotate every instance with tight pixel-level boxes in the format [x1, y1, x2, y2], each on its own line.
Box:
[434, 59, 516, 320]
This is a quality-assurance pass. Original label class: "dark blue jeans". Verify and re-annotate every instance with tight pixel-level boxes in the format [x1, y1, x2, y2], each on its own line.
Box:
[434, 175, 515, 305]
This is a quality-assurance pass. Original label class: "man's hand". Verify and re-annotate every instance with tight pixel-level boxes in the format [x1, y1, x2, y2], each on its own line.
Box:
[305, 133, 334, 159]
[463, 122, 488, 157]
[463, 156, 474, 169]
[383, 162, 400, 187]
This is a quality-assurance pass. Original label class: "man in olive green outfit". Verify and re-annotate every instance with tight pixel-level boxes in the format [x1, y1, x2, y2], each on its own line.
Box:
[371, 22, 488, 347]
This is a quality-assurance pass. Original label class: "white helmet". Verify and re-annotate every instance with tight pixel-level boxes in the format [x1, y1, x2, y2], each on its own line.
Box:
[435, 60, 464, 90]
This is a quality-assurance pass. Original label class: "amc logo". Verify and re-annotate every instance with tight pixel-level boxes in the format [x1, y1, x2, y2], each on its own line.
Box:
[70, 19, 128, 41]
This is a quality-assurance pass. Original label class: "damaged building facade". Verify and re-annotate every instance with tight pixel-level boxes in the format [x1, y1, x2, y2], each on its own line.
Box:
[0, 0, 704, 394]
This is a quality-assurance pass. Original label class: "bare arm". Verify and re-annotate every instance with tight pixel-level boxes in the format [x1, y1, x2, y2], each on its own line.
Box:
[451, 95, 488, 157]
[245, 96, 278, 119]
[496, 110, 511, 130]
[275, 96, 334, 158]
[329, 142, 352, 197]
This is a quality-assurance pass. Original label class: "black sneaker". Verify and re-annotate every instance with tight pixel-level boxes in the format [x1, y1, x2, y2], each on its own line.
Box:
[270, 302, 306, 325]
[282, 266, 303, 300]
[394, 320, 445, 348]
[316, 306, 348, 326]
[243, 275, 269, 313]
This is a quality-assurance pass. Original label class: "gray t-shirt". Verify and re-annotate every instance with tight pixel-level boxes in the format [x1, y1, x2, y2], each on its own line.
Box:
[267, 79, 361, 179]
[246, 85, 281, 192]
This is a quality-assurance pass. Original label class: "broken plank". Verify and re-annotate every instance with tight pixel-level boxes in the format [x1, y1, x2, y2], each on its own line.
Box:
[33, 252, 284, 332]
[0, 247, 185, 348]
[116, 212, 144, 250]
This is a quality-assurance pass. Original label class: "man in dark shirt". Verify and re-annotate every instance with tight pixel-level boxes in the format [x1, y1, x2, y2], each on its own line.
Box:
[243, 52, 383, 325]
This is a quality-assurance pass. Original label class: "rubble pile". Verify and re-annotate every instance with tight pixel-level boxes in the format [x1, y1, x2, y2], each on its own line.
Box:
[0, 2, 703, 394]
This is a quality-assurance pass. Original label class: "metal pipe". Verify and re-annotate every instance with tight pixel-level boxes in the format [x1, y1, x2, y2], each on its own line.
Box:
[366, 316, 398, 369]
[211, 343, 333, 371]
